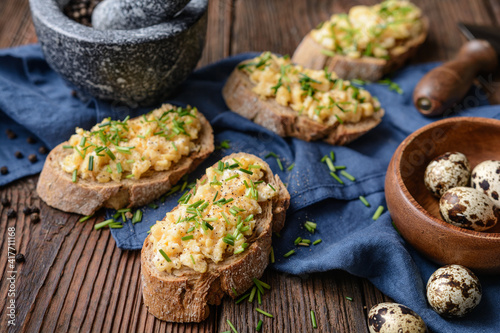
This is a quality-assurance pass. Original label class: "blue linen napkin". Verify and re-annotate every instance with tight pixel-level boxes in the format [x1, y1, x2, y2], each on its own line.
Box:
[1, 44, 500, 333]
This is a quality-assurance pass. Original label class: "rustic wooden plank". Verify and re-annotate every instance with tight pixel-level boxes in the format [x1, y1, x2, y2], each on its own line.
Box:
[486, 0, 500, 23]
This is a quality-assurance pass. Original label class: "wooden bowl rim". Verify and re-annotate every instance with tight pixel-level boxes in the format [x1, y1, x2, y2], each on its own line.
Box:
[395, 116, 500, 240]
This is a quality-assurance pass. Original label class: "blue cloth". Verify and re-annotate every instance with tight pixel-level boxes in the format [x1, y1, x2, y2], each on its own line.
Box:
[1, 44, 499, 333]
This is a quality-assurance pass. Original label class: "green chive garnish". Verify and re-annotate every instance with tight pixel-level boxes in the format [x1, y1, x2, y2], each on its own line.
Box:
[232, 287, 238, 296]
[225, 174, 239, 181]
[159, 249, 171, 262]
[268, 184, 276, 191]
[325, 157, 335, 172]
[320, 49, 335, 57]
[287, 163, 295, 171]
[359, 196, 370, 207]
[190, 254, 195, 265]
[236, 293, 250, 304]
[345, 296, 353, 301]
[132, 210, 143, 224]
[340, 170, 356, 182]
[248, 286, 257, 303]
[72, 169, 77, 183]
[105, 148, 116, 160]
[294, 237, 302, 245]
[109, 223, 123, 229]
[79, 214, 93, 223]
[264, 152, 277, 158]
[255, 308, 273, 318]
[63, 145, 73, 149]
[284, 249, 295, 258]
[372, 205, 385, 220]
[87, 155, 94, 171]
[80, 136, 86, 147]
[172, 142, 177, 151]
[226, 319, 238, 333]
[116, 162, 122, 174]
[148, 203, 158, 209]
[181, 235, 194, 241]
[239, 168, 253, 175]
[256, 319, 263, 332]
[330, 172, 344, 185]
[94, 219, 114, 230]
[313, 239, 322, 245]
[276, 158, 283, 171]
[335, 165, 346, 170]
[257, 289, 262, 305]
[311, 310, 317, 329]
[254, 278, 271, 290]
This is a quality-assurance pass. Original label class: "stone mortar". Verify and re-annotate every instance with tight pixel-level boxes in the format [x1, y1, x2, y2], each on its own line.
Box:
[29, 0, 208, 107]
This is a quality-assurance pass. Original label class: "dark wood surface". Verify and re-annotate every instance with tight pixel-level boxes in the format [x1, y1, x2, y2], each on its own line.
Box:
[1, 0, 500, 332]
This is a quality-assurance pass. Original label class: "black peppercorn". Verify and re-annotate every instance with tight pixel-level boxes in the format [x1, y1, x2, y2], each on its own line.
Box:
[0, 166, 8, 175]
[38, 146, 49, 154]
[1, 198, 10, 207]
[14, 151, 24, 158]
[6, 129, 17, 139]
[27, 136, 37, 144]
[15, 254, 25, 263]
[7, 209, 17, 218]
[28, 154, 38, 163]
[31, 213, 40, 224]
[23, 207, 32, 215]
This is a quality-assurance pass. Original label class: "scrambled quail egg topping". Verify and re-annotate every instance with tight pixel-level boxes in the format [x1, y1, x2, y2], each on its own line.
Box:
[150, 155, 277, 273]
[311, 0, 423, 59]
[239, 52, 382, 125]
[60, 104, 202, 183]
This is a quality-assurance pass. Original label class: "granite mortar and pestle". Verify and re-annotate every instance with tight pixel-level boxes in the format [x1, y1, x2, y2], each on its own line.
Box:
[29, 0, 208, 107]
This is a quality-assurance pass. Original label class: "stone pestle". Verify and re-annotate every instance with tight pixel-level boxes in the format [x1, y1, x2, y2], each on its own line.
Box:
[92, 0, 190, 30]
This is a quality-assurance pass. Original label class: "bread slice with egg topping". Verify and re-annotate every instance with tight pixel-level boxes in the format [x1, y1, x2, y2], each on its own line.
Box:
[291, 1, 428, 81]
[36, 104, 214, 215]
[223, 53, 384, 145]
[141, 153, 290, 322]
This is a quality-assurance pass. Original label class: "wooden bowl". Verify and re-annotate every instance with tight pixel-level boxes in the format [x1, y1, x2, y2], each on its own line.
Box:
[385, 117, 500, 274]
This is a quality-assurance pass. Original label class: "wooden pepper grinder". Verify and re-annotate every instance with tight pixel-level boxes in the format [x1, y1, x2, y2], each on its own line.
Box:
[92, 0, 190, 30]
[413, 40, 498, 117]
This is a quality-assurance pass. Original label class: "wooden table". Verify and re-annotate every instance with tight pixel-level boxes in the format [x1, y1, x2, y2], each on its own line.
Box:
[1, 0, 499, 332]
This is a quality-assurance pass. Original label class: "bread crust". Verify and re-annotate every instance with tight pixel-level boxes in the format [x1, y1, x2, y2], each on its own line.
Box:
[141, 153, 290, 322]
[36, 112, 214, 215]
[291, 17, 429, 81]
[222, 67, 384, 145]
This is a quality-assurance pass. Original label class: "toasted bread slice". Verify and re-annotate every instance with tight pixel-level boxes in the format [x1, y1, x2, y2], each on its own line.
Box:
[292, 17, 428, 81]
[36, 109, 214, 216]
[141, 153, 290, 322]
[222, 66, 384, 145]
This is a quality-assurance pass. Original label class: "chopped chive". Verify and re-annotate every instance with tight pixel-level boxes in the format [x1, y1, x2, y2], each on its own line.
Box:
[232, 158, 242, 166]
[63, 145, 73, 149]
[148, 203, 158, 209]
[225, 174, 239, 181]
[320, 155, 328, 163]
[287, 163, 295, 171]
[226, 319, 238, 333]
[125, 174, 134, 179]
[74, 146, 84, 158]
[268, 184, 276, 191]
[372, 205, 385, 221]
[190, 254, 195, 265]
[274, 232, 281, 238]
[72, 169, 77, 183]
[132, 210, 143, 224]
[284, 249, 295, 258]
[257, 289, 262, 304]
[79, 136, 86, 147]
[270, 247, 275, 263]
[335, 165, 346, 170]
[221, 212, 230, 225]
[294, 237, 302, 245]
[359, 196, 370, 207]
[232, 287, 238, 296]
[116, 162, 122, 174]
[320, 49, 336, 57]
[248, 286, 257, 303]
[256, 319, 263, 332]
[345, 296, 353, 301]
[340, 170, 356, 182]
[248, 164, 261, 169]
[276, 158, 283, 171]
[330, 151, 335, 161]
[253, 279, 265, 295]
[79, 214, 93, 223]
[117, 209, 132, 215]
[87, 155, 94, 171]
[255, 308, 274, 318]
[313, 239, 322, 245]
[325, 157, 335, 172]
[264, 152, 277, 158]
[187, 226, 195, 233]
[172, 142, 177, 151]
[254, 278, 270, 290]
[236, 293, 250, 304]
[109, 223, 123, 229]
[311, 310, 317, 329]
[239, 168, 253, 175]
[204, 221, 214, 230]
[330, 172, 344, 185]
[181, 235, 194, 241]
[159, 249, 172, 262]
[301, 239, 311, 244]
[94, 219, 114, 230]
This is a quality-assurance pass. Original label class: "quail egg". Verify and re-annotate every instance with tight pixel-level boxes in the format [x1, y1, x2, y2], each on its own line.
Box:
[439, 187, 497, 231]
[424, 152, 471, 198]
[471, 160, 500, 209]
[367, 302, 427, 333]
[426, 264, 482, 317]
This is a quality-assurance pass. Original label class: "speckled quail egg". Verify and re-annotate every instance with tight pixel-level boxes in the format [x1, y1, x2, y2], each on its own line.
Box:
[424, 152, 471, 198]
[367, 302, 427, 333]
[471, 160, 500, 209]
[439, 187, 497, 231]
[426, 264, 482, 317]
